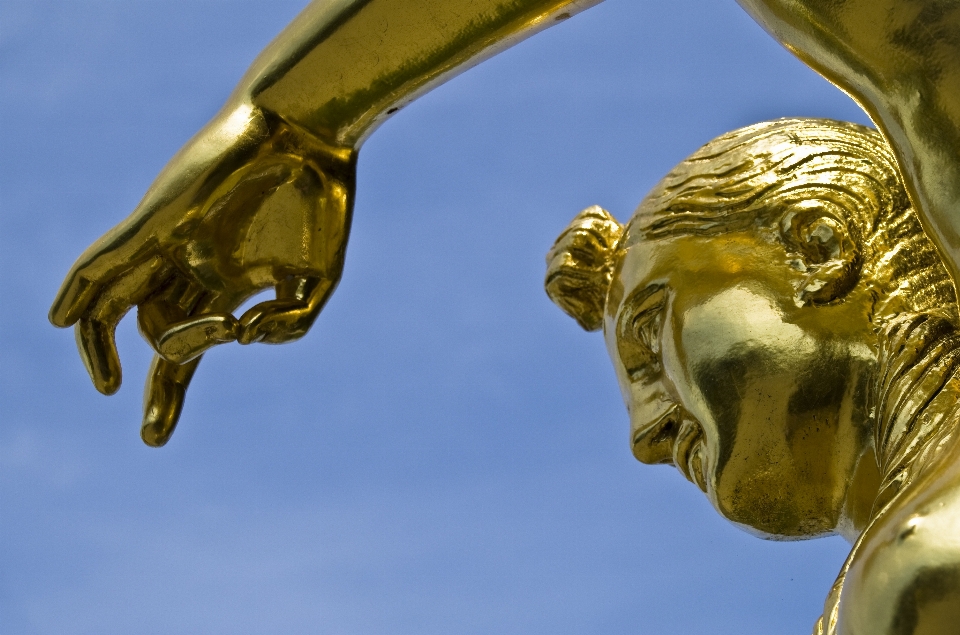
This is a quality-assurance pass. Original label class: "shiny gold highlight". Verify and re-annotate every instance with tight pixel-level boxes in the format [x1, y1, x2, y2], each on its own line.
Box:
[51, 0, 960, 632]
[547, 118, 960, 635]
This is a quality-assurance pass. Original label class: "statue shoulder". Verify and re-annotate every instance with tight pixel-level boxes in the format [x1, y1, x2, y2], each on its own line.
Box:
[838, 428, 960, 634]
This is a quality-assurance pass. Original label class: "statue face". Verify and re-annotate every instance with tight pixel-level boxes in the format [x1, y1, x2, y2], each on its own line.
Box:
[604, 227, 876, 539]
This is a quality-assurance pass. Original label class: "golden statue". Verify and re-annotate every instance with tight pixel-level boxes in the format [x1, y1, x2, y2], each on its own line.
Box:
[546, 118, 960, 634]
[48, 0, 960, 632]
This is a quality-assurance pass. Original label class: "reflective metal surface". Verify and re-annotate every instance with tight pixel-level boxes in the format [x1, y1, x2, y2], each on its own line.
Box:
[49, 0, 599, 446]
[684, 4, 960, 631]
[738, 0, 960, 291]
[547, 119, 960, 634]
[50, 0, 960, 632]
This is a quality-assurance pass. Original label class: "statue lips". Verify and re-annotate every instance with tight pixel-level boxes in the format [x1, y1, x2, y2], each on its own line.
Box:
[673, 418, 707, 493]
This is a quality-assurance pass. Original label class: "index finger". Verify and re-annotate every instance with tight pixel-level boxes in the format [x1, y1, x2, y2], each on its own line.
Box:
[50, 205, 165, 328]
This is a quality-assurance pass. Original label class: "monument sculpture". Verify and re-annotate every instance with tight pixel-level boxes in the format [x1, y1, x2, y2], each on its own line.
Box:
[49, 1, 960, 633]
[546, 118, 960, 634]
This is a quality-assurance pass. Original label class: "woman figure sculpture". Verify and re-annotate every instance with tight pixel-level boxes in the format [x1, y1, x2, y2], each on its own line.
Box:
[546, 118, 960, 634]
[49, 0, 960, 632]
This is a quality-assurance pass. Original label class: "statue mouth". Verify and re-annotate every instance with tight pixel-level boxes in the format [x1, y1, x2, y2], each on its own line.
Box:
[672, 418, 707, 493]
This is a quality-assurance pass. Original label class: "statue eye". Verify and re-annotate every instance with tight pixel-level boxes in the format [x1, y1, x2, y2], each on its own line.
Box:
[617, 285, 666, 380]
[632, 296, 664, 356]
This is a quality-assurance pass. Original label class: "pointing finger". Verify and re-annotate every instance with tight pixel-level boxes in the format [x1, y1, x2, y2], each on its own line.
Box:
[75, 318, 122, 395]
[50, 273, 102, 328]
[141, 354, 201, 447]
[50, 230, 156, 328]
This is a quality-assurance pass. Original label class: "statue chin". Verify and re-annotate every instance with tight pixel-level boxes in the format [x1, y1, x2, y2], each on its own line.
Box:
[713, 493, 839, 542]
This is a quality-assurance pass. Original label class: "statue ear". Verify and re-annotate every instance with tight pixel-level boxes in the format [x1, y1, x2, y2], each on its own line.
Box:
[779, 201, 862, 306]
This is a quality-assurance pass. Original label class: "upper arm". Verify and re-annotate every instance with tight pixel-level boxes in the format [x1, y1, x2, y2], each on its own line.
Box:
[234, 0, 602, 146]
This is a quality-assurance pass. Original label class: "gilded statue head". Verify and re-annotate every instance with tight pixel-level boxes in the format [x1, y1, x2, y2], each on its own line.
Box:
[546, 119, 958, 541]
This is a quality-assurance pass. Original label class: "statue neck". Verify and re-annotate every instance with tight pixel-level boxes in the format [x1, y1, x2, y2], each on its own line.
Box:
[870, 311, 960, 514]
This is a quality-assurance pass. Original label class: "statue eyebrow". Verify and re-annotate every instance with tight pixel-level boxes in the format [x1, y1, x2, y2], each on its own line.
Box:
[619, 284, 667, 330]
[617, 284, 667, 379]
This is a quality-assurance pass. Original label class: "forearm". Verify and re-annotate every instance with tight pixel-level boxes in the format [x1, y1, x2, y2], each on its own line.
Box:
[737, 0, 960, 286]
[227, 0, 601, 147]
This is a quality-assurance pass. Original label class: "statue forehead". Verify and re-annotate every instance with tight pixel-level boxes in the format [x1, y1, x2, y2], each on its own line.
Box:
[609, 229, 781, 317]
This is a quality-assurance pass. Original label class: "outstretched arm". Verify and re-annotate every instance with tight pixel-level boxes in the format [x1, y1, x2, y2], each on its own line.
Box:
[51, 0, 602, 445]
[240, 0, 602, 147]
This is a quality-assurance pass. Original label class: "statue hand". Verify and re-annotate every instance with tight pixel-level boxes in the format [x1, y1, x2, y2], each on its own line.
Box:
[50, 104, 356, 446]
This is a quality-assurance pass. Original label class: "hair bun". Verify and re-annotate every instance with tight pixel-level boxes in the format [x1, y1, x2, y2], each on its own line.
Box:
[545, 206, 624, 331]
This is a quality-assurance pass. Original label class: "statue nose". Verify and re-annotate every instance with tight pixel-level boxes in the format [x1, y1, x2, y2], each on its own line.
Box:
[631, 401, 681, 465]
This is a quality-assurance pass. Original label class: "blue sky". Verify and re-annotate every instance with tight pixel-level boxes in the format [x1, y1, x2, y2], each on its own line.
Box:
[1, 1, 873, 633]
